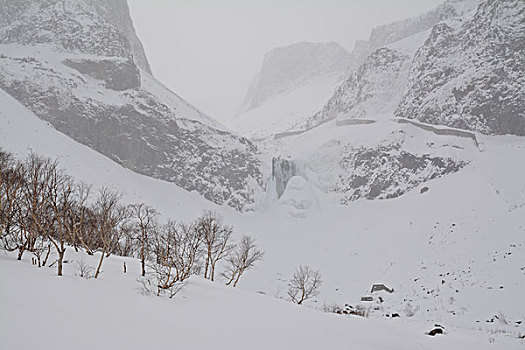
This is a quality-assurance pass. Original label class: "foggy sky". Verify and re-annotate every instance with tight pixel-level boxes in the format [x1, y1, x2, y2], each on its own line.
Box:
[128, 0, 443, 124]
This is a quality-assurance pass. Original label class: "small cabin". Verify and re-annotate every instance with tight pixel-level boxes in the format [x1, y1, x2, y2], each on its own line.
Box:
[360, 296, 374, 302]
[370, 284, 393, 293]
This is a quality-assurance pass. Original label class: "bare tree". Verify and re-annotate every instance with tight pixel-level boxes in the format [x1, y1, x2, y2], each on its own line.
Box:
[116, 218, 136, 257]
[287, 265, 323, 305]
[144, 220, 200, 297]
[31, 234, 51, 267]
[17, 153, 55, 260]
[130, 203, 158, 276]
[67, 182, 92, 254]
[170, 221, 203, 282]
[223, 235, 264, 287]
[196, 211, 234, 281]
[46, 165, 74, 276]
[92, 187, 125, 279]
[0, 150, 24, 248]
[146, 220, 180, 296]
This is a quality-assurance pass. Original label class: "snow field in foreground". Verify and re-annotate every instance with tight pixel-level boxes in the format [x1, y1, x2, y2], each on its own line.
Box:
[1, 250, 522, 350]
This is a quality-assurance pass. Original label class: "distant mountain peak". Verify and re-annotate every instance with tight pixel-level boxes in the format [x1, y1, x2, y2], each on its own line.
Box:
[241, 41, 351, 112]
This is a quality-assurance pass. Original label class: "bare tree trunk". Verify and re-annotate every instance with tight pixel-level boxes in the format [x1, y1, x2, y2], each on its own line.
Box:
[210, 261, 216, 281]
[141, 247, 146, 277]
[17, 245, 25, 260]
[77, 233, 93, 255]
[233, 270, 243, 287]
[94, 249, 105, 279]
[226, 272, 236, 286]
[204, 257, 210, 279]
[57, 250, 65, 276]
[42, 244, 51, 266]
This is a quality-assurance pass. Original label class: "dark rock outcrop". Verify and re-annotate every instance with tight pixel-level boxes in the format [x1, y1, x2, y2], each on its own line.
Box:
[338, 142, 466, 203]
[63, 58, 141, 91]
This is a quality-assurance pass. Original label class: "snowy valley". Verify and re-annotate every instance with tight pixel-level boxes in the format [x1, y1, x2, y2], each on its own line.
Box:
[1, 0, 524, 349]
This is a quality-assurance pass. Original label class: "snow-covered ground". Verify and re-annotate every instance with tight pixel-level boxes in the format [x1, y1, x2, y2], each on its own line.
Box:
[1, 87, 525, 348]
[3, 249, 521, 350]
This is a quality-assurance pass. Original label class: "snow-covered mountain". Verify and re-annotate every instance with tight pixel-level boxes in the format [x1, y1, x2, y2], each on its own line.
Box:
[231, 42, 351, 138]
[233, 0, 501, 138]
[348, 0, 462, 68]
[0, 0, 262, 210]
[2, 84, 524, 348]
[0, 0, 524, 347]
[298, 0, 524, 136]
[299, 45, 416, 130]
[396, 0, 525, 135]
[0, 0, 151, 74]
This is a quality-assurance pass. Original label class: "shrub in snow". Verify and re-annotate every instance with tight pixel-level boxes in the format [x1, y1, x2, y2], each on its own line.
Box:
[75, 259, 94, 279]
[137, 272, 185, 298]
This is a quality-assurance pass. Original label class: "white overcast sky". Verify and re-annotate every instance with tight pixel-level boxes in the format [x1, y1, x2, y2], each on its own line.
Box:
[128, 0, 443, 123]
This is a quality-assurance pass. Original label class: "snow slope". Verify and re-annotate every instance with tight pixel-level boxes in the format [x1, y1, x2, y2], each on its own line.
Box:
[3, 250, 521, 350]
[2, 86, 525, 347]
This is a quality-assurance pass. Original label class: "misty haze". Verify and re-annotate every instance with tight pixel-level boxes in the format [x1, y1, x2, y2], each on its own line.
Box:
[0, 1, 524, 349]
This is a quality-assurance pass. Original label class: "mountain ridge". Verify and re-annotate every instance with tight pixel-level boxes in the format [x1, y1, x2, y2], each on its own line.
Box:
[0, 0, 263, 210]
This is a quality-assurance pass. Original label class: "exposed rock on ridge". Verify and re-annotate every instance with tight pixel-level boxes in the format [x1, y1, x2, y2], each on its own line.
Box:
[338, 142, 466, 203]
[299, 47, 411, 129]
[396, 0, 525, 135]
[0, 0, 152, 74]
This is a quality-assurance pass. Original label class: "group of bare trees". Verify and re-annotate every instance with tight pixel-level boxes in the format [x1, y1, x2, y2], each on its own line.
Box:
[140, 211, 264, 297]
[0, 150, 128, 277]
[1, 149, 264, 295]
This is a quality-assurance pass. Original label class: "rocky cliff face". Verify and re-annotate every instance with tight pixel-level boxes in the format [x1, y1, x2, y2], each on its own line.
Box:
[302, 0, 523, 136]
[396, 0, 525, 135]
[368, 3, 456, 51]
[0, 0, 151, 73]
[299, 47, 412, 129]
[293, 2, 463, 132]
[89, 0, 152, 74]
[231, 42, 352, 138]
[338, 142, 466, 203]
[241, 42, 351, 112]
[347, 1, 461, 69]
[0, 0, 262, 210]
